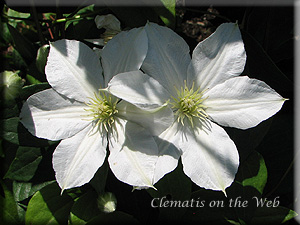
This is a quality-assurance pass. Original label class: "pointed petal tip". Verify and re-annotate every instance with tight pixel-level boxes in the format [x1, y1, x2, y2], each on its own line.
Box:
[60, 186, 65, 195]
[152, 185, 158, 191]
[222, 188, 227, 198]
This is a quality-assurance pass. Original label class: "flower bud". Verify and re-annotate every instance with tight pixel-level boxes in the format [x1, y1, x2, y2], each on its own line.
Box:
[0, 71, 24, 101]
[97, 192, 117, 213]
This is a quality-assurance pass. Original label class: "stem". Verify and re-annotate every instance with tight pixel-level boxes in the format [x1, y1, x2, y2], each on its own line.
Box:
[56, 7, 65, 39]
[52, 10, 104, 24]
[43, 14, 54, 41]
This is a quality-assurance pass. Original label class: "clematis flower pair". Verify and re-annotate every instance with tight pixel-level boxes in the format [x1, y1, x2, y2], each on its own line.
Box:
[20, 21, 286, 194]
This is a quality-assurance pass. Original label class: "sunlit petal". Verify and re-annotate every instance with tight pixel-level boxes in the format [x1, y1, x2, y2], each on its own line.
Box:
[204, 76, 286, 129]
[181, 120, 239, 193]
[53, 124, 107, 191]
[20, 89, 89, 141]
[101, 27, 148, 85]
[46, 39, 104, 102]
[142, 22, 191, 95]
[108, 118, 158, 188]
[107, 70, 170, 108]
[187, 23, 246, 91]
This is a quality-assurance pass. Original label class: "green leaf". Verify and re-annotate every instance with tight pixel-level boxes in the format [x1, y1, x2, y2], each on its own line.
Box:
[0, 18, 13, 43]
[86, 211, 139, 224]
[147, 160, 192, 222]
[236, 151, 268, 195]
[0, 117, 25, 144]
[251, 206, 298, 225]
[4, 146, 43, 181]
[7, 23, 37, 64]
[25, 182, 74, 225]
[153, 0, 176, 29]
[7, 8, 31, 28]
[0, 117, 51, 146]
[69, 190, 101, 224]
[0, 102, 20, 119]
[225, 151, 268, 224]
[20, 83, 51, 100]
[0, 180, 20, 224]
[13, 180, 55, 201]
[26, 74, 42, 84]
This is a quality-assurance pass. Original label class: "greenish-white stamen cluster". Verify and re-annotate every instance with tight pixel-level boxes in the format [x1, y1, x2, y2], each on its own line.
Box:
[84, 92, 118, 132]
[170, 81, 208, 127]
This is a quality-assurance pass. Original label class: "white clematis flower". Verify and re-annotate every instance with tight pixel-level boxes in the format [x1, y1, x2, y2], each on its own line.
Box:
[106, 22, 287, 194]
[86, 14, 121, 46]
[20, 27, 173, 191]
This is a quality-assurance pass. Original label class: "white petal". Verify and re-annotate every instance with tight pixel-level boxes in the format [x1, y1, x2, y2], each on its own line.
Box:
[53, 124, 107, 191]
[153, 122, 183, 184]
[117, 100, 174, 136]
[107, 70, 170, 108]
[20, 89, 90, 141]
[142, 22, 191, 95]
[181, 120, 239, 193]
[108, 119, 158, 188]
[46, 39, 104, 102]
[204, 76, 286, 129]
[101, 27, 147, 85]
[187, 23, 246, 91]
[94, 14, 121, 31]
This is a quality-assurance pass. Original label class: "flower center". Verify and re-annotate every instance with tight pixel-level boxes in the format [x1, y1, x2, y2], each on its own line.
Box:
[170, 81, 208, 127]
[84, 92, 118, 132]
